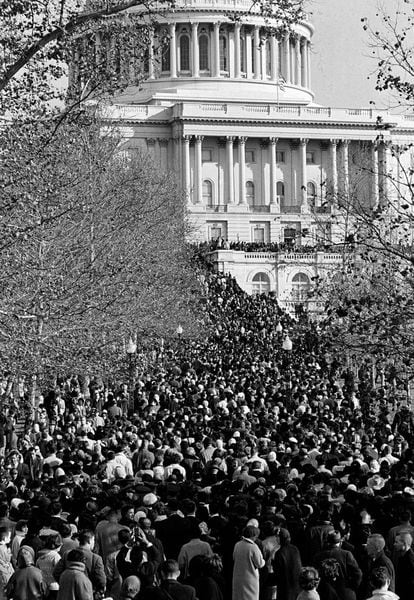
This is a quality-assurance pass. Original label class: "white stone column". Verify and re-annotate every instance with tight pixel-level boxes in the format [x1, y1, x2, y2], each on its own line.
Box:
[379, 142, 389, 207]
[283, 34, 291, 83]
[192, 22, 199, 77]
[295, 36, 301, 86]
[169, 23, 177, 78]
[341, 139, 350, 200]
[234, 23, 241, 78]
[371, 142, 379, 208]
[270, 36, 278, 82]
[329, 139, 338, 201]
[213, 22, 220, 77]
[183, 136, 192, 204]
[246, 30, 253, 79]
[195, 135, 203, 203]
[299, 138, 308, 208]
[254, 26, 261, 79]
[260, 36, 267, 80]
[270, 137, 278, 205]
[307, 41, 311, 89]
[226, 136, 235, 204]
[239, 137, 247, 204]
[148, 28, 155, 79]
[301, 39, 307, 87]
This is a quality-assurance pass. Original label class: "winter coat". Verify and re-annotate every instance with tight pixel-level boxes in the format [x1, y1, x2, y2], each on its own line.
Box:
[232, 537, 265, 600]
[6, 545, 46, 600]
[56, 561, 93, 600]
[36, 548, 61, 589]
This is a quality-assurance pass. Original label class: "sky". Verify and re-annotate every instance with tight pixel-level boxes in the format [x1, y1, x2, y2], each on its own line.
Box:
[309, 0, 385, 108]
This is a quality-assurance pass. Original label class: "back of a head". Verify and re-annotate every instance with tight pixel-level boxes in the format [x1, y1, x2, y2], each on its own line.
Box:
[370, 566, 389, 590]
[299, 567, 320, 591]
[78, 530, 94, 547]
[17, 545, 35, 568]
[160, 559, 180, 579]
[243, 525, 259, 540]
[120, 575, 141, 600]
[279, 528, 291, 545]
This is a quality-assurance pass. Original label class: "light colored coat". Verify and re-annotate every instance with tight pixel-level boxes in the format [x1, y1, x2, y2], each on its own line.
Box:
[232, 537, 265, 600]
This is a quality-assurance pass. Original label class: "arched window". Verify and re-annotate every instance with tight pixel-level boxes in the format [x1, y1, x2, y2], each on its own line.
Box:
[219, 35, 228, 71]
[292, 273, 310, 301]
[179, 34, 190, 71]
[277, 181, 285, 205]
[266, 39, 272, 77]
[199, 34, 209, 71]
[252, 272, 271, 295]
[246, 181, 255, 205]
[202, 180, 213, 205]
[307, 181, 317, 207]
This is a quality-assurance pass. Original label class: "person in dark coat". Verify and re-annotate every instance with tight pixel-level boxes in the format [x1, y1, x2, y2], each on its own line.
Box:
[155, 501, 187, 560]
[6, 545, 46, 600]
[273, 528, 302, 600]
[55, 549, 93, 600]
[314, 531, 362, 600]
[364, 534, 395, 596]
[393, 531, 414, 600]
[140, 560, 197, 600]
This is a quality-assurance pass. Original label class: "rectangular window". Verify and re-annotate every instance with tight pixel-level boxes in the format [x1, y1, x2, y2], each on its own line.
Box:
[246, 150, 256, 163]
[202, 149, 213, 162]
[276, 151, 285, 163]
[253, 227, 265, 243]
[210, 226, 222, 240]
[306, 151, 315, 164]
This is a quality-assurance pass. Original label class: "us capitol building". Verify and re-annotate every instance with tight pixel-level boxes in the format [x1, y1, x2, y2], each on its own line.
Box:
[89, 0, 414, 314]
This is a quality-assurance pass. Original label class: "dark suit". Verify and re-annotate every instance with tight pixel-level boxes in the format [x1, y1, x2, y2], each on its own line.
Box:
[140, 580, 197, 600]
[273, 543, 302, 600]
[395, 548, 414, 600]
[314, 547, 362, 600]
[155, 515, 187, 560]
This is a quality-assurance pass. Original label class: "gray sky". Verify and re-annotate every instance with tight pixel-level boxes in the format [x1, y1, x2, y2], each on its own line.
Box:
[310, 0, 385, 108]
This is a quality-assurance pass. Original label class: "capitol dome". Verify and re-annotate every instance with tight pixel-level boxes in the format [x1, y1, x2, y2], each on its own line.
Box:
[119, 0, 314, 105]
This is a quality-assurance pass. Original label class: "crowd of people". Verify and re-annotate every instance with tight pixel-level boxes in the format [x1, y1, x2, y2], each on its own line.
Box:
[0, 271, 413, 600]
[201, 240, 344, 254]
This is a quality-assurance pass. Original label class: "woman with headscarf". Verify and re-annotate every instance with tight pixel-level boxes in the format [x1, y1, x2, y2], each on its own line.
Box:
[6, 545, 46, 600]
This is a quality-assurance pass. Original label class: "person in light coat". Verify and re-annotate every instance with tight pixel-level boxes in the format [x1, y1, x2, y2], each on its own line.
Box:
[232, 525, 265, 600]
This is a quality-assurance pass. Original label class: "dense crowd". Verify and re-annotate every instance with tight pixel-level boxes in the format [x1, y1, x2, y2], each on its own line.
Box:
[0, 273, 413, 600]
[201, 240, 344, 253]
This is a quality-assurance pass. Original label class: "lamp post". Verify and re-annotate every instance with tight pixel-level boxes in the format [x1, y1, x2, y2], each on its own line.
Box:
[126, 336, 137, 411]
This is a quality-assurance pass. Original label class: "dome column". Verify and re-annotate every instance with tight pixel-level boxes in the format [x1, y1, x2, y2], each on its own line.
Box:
[378, 142, 389, 208]
[307, 41, 311, 89]
[246, 29, 253, 79]
[169, 23, 177, 78]
[340, 140, 350, 203]
[283, 34, 291, 83]
[270, 36, 278, 82]
[301, 38, 308, 87]
[294, 36, 301, 86]
[213, 22, 220, 77]
[234, 23, 241, 78]
[191, 22, 199, 77]
[254, 27, 261, 79]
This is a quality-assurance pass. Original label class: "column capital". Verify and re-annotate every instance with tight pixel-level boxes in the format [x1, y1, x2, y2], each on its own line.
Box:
[270, 137, 279, 145]
[341, 139, 351, 146]
[183, 135, 192, 143]
[226, 135, 236, 142]
[147, 138, 156, 145]
[234, 22, 241, 31]
[169, 22, 176, 31]
[214, 21, 221, 30]
[299, 138, 309, 146]
[238, 136, 248, 144]
[330, 139, 340, 146]
[195, 135, 204, 142]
